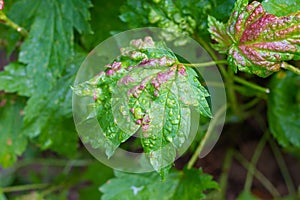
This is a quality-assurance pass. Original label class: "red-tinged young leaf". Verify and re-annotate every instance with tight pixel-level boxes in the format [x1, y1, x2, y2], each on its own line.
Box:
[208, 15, 231, 53]
[208, 0, 300, 77]
[0, 0, 4, 10]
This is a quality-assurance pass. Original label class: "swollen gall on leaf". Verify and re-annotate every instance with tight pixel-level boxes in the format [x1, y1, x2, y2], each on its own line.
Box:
[73, 37, 211, 176]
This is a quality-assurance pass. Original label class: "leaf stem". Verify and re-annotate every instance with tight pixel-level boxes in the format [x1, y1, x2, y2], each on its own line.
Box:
[242, 97, 262, 110]
[195, 36, 228, 79]
[234, 76, 270, 94]
[218, 148, 234, 199]
[281, 63, 300, 75]
[0, 184, 49, 193]
[244, 133, 268, 192]
[269, 138, 296, 197]
[0, 10, 28, 37]
[195, 35, 240, 117]
[234, 151, 280, 198]
[227, 68, 241, 116]
[187, 104, 227, 169]
[184, 60, 228, 68]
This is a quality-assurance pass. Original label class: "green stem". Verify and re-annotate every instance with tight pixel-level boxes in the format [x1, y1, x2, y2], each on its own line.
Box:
[196, 36, 228, 79]
[242, 97, 262, 110]
[0, 10, 28, 37]
[196, 35, 240, 117]
[0, 184, 49, 193]
[184, 60, 228, 68]
[187, 104, 227, 169]
[234, 76, 270, 94]
[40, 171, 84, 197]
[227, 68, 241, 116]
[234, 152, 280, 198]
[281, 63, 300, 75]
[244, 133, 268, 192]
[219, 149, 234, 200]
[269, 138, 296, 197]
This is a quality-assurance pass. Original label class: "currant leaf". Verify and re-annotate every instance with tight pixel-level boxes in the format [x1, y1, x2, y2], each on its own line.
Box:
[208, 0, 300, 77]
[262, 0, 300, 17]
[120, 0, 230, 44]
[268, 71, 300, 150]
[99, 168, 219, 200]
[73, 37, 211, 175]
[0, 93, 27, 168]
[0, 0, 92, 157]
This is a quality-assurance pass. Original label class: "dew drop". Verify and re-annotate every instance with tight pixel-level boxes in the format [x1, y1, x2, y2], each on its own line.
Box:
[167, 99, 175, 107]
[166, 136, 173, 142]
[171, 119, 179, 125]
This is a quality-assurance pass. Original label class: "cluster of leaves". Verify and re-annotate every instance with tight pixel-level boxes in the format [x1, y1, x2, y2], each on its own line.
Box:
[0, 0, 92, 166]
[0, 1, 218, 198]
[0, 0, 299, 199]
[120, 0, 234, 44]
[120, 0, 300, 152]
[73, 36, 211, 176]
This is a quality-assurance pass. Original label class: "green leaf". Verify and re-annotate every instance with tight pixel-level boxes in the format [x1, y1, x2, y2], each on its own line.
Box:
[208, 0, 300, 77]
[0, 0, 92, 156]
[80, 0, 127, 50]
[120, 0, 220, 44]
[0, 93, 27, 168]
[268, 71, 300, 150]
[209, 0, 234, 22]
[73, 37, 211, 175]
[0, 62, 33, 96]
[173, 168, 219, 199]
[21, 65, 80, 156]
[0, 192, 7, 200]
[262, 0, 300, 17]
[79, 162, 113, 200]
[13, 0, 91, 95]
[237, 191, 261, 200]
[207, 15, 231, 53]
[99, 168, 218, 200]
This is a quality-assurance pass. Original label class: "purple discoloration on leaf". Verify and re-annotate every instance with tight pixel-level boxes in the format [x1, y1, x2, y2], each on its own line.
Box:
[111, 62, 122, 70]
[130, 37, 155, 49]
[128, 85, 141, 98]
[119, 75, 135, 85]
[178, 64, 187, 76]
[0, 0, 4, 10]
[73, 36, 212, 175]
[138, 56, 176, 68]
[209, 0, 300, 77]
[106, 69, 114, 76]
